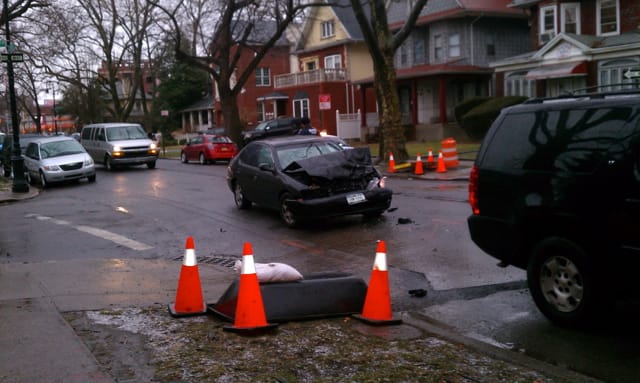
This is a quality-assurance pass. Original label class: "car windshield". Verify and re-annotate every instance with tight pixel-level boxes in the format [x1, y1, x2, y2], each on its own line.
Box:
[253, 122, 269, 132]
[209, 135, 232, 143]
[40, 140, 85, 159]
[106, 125, 148, 140]
[276, 142, 342, 170]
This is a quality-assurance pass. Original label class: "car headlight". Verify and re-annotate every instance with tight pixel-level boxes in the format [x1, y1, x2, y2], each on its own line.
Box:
[150, 143, 157, 150]
[43, 164, 62, 171]
[367, 176, 386, 190]
[84, 157, 94, 166]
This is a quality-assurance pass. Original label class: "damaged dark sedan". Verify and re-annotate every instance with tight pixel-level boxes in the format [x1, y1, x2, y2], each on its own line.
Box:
[226, 136, 392, 227]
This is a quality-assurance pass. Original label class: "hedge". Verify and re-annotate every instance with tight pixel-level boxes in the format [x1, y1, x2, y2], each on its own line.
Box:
[459, 96, 528, 140]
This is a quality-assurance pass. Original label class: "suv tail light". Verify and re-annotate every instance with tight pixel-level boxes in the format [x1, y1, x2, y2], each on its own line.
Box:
[469, 166, 480, 215]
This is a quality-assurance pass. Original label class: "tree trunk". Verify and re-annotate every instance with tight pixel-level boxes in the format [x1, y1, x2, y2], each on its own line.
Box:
[373, 52, 408, 163]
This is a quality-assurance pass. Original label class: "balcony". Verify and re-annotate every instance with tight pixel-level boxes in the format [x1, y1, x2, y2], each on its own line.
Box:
[275, 68, 348, 89]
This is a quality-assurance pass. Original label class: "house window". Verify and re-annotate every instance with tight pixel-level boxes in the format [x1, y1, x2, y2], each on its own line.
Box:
[257, 103, 265, 122]
[256, 67, 270, 86]
[399, 43, 409, 66]
[448, 34, 460, 58]
[505, 71, 535, 98]
[561, 3, 581, 34]
[321, 20, 335, 38]
[324, 54, 342, 69]
[434, 34, 442, 60]
[539, 5, 557, 42]
[293, 98, 309, 119]
[486, 31, 496, 56]
[305, 61, 317, 71]
[599, 58, 640, 91]
[597, 0, 619, 35]
[414, 38, 425, 65]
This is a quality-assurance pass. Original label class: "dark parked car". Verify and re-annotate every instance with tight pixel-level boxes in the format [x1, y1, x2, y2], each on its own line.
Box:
[242, 117, 299, 144]
[467, 90, 640, 327]
[180, 134, 238, 164]
[227, 136, 392, 227]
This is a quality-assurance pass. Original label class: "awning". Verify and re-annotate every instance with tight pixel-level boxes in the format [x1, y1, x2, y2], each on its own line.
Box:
[256, 91, 288, 102]
[525, 62, 587, 80]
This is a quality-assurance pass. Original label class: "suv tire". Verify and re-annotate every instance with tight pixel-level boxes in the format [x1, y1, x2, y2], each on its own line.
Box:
[527, 237, 607, 328]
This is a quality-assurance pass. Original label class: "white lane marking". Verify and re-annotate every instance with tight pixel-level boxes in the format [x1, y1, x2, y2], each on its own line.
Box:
[27, 214, 153, 251]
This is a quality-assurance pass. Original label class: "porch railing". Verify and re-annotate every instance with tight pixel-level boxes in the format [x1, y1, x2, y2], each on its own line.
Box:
[275, 68, 348, 88]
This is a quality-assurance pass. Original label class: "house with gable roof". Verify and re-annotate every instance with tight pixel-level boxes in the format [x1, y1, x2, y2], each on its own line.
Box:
[355, 0, 530, 141]
[492, 0, 640, 98]
[269, 0, 378, 136]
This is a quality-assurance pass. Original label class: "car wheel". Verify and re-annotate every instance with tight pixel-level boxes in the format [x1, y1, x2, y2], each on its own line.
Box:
[527, 237, 607, 327]
[87, 174, 96, 183]
[147, 161, 156, 169]
[233, 183, 252, 209]
[181, 152, 188, 163]
[39, 171, 48, 188]
[104, 156, 113, 171]
[280, 193, 299, 228]
[199, 153, 206, 165]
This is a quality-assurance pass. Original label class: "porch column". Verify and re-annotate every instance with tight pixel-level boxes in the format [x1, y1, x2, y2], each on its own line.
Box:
[439, 77, 447, 124]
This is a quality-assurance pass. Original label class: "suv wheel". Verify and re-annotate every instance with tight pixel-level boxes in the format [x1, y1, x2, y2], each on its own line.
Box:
[104, 156, 113, 171]
[233, 183, 252, 209]
[527, 237, 606, 327]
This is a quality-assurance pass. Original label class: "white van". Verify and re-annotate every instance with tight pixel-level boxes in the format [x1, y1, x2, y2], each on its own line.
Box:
[80, 123, 158, 170]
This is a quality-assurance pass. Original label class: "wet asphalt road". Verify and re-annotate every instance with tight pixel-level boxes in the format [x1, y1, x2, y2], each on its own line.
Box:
[1, 158, 638, 382]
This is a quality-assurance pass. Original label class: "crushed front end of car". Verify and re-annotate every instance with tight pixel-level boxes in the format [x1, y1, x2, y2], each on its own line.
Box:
[282, 147, 392, 219]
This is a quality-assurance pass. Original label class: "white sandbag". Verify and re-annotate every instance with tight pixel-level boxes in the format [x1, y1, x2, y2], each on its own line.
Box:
[233, 260, 303, 282]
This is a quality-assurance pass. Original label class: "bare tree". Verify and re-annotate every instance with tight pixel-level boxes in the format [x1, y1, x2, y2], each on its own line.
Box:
[350, 0, 427, 163]
[154, 0, 316, 144]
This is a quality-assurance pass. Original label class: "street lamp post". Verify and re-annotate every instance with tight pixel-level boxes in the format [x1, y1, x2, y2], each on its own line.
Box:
[4, 0, 28, 192]
[47, 83, 58, 134]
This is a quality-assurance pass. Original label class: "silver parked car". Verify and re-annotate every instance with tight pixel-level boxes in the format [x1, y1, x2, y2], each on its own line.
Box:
[23, 136, 96, 188]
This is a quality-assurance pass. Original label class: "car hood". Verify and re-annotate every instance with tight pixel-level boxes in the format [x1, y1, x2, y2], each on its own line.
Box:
[283, 147, 379, 182]
[39, 152, 91, 166]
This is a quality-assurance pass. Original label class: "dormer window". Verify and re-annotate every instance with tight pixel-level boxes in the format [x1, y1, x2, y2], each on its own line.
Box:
[321, 20, 335, 39]
[597, 0, 619, 36]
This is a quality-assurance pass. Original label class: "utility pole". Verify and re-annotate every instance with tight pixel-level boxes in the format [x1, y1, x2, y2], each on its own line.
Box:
[3, 0, 28, 192]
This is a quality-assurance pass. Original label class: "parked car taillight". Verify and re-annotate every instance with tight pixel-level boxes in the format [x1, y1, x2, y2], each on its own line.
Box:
[468, 166, 480, 215]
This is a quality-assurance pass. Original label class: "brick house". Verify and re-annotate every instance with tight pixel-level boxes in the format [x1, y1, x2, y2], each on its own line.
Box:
[356, 0, 530, 141]
[492, 0, 640, 98]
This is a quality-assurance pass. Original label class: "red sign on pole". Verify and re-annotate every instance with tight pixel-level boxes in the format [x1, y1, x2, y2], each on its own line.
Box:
[319, 94, 331, 110]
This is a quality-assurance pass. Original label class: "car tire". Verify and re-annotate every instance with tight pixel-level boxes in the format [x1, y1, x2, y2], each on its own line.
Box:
[181, 152, 188, 163]
[199, 153, 206, 165]
[527, 237, 607, 328]
[88, 174, 96, 183]
[39, 170, 48, 188]
[280, 193, 299, 228]
[147, 161, 156, 169]
[104, 156, 113, 171]
[233, 183, 252, 209]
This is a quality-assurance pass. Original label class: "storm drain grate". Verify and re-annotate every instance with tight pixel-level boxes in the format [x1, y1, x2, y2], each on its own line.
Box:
[172, 254, 239, 269]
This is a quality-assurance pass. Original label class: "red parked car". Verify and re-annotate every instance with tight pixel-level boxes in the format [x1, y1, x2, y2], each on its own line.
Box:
[180, 134, 238, 164]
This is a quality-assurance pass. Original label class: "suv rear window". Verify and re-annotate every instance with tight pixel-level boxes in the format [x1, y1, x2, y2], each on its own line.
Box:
[482, 106, 636, 172]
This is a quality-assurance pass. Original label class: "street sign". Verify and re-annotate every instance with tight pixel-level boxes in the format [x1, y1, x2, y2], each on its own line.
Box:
[0, 53, 23, 63]
[319, 94, 331, 110]
[623, 69, 640, 80]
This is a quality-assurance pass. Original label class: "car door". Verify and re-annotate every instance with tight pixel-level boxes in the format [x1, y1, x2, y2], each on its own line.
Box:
[23, 142, 40, 180]
[236, 143, 281, 208]
[186, 136, 201, 161]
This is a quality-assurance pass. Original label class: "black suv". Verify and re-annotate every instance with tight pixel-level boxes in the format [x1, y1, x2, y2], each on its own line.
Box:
[468, 90, 640, 327]
[242, 117, 299, 144]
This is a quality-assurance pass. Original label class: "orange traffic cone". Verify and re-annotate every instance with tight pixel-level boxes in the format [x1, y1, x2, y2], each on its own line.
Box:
[353, 240, 402, 325]
[414, 153, 424, 175]
[388, 152, 396, 173]
[224, 242, 278, 333]
[436, 151, 447, 173]
[426, 148, 435, 169]
[169, 236, 207, 317]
